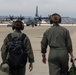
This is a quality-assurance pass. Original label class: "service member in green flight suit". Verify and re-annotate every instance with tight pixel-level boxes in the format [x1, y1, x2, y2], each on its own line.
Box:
[1, 20, 34, 75]
[41, 13, 75, 75]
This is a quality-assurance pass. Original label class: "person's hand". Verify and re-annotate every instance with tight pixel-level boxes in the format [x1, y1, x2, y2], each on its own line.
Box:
[42, 57, 46, 64]
[70, 57, 75, 63]
[29, 63, 33, 72]
[42, 54, 46, 64]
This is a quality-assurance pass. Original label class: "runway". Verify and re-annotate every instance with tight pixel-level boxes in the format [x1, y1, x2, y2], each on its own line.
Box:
[0, 25, 76, 75]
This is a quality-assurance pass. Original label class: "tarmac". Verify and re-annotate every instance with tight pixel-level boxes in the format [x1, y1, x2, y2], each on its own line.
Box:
[0, 24, 76, 75]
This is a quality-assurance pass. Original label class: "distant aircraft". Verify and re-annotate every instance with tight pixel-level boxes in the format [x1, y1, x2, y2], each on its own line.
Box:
[0, 15, 25, 23]
[1, 6, 75, 25]
[0, 6, 50, 25]
[24, 6, 42, 26]
[24, 6, 38, 26]
[7, 15, 25, 21]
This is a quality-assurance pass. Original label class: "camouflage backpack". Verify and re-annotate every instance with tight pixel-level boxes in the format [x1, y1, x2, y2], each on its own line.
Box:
[7, 33, 27, 69]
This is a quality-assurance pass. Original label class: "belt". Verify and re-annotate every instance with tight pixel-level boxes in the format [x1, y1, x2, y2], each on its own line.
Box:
[50, 46, 67, 50]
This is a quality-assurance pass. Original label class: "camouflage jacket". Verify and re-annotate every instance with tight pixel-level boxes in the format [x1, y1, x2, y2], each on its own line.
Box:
[1, 30, 34, 63]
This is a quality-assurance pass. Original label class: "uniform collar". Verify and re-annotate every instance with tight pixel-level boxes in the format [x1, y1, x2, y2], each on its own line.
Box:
[14, 30, 21, 33]
[53, 23, 59, 26]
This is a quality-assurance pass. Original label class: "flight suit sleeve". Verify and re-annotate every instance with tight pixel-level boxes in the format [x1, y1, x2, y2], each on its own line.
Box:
[66, 30, 73, 53]
[24, 36, 34, 63]
[41, 32, 48, 53]
[1, 36, 8, 62]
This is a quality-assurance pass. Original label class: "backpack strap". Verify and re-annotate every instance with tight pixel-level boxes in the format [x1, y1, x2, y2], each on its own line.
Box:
[18, 33, 26, 41]
[18, 33, 26, 49]
[7, 33, 13, 42]
[8, 33, 26, 42]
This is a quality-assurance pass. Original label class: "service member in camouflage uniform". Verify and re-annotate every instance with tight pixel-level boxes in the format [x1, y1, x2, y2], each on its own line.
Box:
[1, 20, 34, 75]
[41, 13, 75, 75]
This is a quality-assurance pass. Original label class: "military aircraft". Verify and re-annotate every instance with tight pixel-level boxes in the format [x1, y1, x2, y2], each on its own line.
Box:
[0, 6, 50, 25]
[23, 6, 41, 26]
[1, 5, 75, 25]
[23, 6, 51, 26]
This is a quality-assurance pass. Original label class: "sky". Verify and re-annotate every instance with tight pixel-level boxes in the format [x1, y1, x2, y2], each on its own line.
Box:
[0, 0, 76, 18]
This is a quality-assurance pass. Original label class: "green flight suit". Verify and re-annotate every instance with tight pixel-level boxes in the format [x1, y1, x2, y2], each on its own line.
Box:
[41, 24, 73, 75]
[1, 30, 34, 75]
